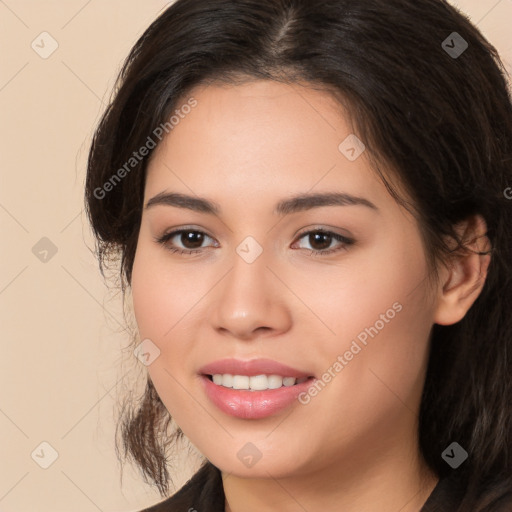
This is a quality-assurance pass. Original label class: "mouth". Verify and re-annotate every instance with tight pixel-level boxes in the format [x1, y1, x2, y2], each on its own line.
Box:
[198, 358, 317, 418]
[200, 373, 317, 419]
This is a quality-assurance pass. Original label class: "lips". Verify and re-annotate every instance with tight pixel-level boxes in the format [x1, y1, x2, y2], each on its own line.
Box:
[198, 358, 314, 378]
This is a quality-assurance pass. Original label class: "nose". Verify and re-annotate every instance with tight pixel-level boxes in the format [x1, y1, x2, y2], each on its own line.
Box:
[209, 250, 292, 341]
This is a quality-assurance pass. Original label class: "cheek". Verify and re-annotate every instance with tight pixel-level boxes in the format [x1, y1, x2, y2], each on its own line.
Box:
[130, 241, 211, 391]
[131, 246, 204, 421]
[131, 245, 157, 337]
[296, 230, 430, 344]
[307, 234, 433, 420]
[131, 239, 188, 338]
[131, 236, 176, 345]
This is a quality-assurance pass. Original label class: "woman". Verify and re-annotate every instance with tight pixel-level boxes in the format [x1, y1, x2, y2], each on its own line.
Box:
[85, 0, 512, 510]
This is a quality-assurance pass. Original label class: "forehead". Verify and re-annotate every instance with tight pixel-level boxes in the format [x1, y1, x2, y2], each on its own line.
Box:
[144, 80, 390, 211]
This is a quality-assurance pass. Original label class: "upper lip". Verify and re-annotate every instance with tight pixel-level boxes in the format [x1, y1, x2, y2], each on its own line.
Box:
[199, 358, 313, 378]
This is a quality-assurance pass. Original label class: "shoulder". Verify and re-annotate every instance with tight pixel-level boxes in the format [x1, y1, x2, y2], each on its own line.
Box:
[420, 472, 466, 511]
[483, 477, 512, 512]
[421, 472, 512, 512]
[137, 461, 224, 512]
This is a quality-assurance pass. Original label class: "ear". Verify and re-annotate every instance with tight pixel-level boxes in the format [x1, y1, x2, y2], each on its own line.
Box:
[433, 214, 491, 326]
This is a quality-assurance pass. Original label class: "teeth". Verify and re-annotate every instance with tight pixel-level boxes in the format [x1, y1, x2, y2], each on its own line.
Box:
[210, 374, 309, 390]
[233, 375, 250, 389]
[267, 375, 284, 389]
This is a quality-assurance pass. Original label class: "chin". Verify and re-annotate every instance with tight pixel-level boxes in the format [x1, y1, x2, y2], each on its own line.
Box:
[207, 445, 312, 479]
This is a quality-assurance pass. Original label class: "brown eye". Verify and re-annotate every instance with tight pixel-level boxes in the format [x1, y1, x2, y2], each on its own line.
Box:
[306, 232, 334, 251]
[178, 231, 206, 249]
[294, 229, 354, 257]
[155, 228, 216, 255]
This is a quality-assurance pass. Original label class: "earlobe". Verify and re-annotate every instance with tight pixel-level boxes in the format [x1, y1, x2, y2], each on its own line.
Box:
[433, 215, 491, 326]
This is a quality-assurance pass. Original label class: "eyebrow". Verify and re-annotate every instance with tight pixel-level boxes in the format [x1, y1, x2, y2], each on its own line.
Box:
[145, 191, 379, 215]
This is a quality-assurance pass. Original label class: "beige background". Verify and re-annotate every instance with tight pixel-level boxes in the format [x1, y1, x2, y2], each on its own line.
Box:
[0, 1, 511, 511]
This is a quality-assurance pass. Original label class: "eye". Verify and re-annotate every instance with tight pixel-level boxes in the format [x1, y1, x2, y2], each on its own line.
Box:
[154, 228, 217, 255]
[293, 229, 354, 257]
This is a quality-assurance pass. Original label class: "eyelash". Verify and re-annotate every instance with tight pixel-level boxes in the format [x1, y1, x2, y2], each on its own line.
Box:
[154, 227, 355, 257]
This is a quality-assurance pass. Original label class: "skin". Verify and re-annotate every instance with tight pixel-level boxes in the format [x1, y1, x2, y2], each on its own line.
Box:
[130, 80, 490, 512]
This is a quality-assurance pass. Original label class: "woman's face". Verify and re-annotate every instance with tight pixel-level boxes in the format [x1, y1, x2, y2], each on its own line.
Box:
[131, 80, 438, 479]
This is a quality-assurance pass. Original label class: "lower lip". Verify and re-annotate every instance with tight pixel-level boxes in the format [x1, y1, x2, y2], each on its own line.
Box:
[200, 375, 316, 419]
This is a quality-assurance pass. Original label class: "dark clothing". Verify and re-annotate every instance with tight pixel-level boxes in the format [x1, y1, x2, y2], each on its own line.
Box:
[140, 462, 224, 512]
[139, 461, 510, 511]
